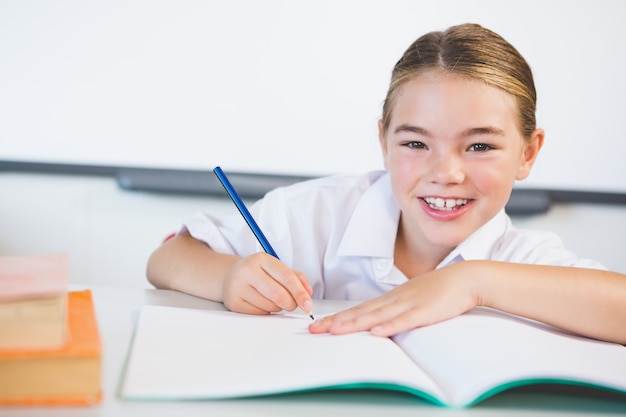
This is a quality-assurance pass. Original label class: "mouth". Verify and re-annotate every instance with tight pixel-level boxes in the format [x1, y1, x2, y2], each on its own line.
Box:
[421, 197, 470, 211]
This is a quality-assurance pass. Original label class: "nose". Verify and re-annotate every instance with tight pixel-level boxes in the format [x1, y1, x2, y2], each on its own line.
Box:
[429, 153, 465, 185]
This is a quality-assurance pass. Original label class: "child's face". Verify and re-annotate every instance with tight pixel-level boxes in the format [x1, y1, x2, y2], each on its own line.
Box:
[379, 71, 543, 251]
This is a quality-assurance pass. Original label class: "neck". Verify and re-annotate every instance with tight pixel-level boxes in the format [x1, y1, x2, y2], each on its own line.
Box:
[394, 217, 453, 278]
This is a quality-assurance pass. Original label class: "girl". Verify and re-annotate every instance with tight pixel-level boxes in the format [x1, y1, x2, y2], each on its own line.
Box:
[147, 23, 626, 344]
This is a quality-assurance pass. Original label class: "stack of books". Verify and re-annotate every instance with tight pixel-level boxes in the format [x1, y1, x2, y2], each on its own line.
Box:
[0, 253, 102, 406]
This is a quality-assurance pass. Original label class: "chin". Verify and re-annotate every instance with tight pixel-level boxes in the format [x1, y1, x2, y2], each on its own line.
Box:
[430, 237, 467, 250]
[420, 224, 474, 249]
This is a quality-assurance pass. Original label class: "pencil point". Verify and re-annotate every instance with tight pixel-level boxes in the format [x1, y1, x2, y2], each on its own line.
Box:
[309, 314, 315, 320]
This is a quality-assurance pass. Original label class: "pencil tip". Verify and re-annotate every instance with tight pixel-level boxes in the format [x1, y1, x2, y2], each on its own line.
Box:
[309, 314, 315, 320]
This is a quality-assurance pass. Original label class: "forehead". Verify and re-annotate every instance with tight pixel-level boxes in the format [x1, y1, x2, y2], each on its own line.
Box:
[389, 72, 520, 132]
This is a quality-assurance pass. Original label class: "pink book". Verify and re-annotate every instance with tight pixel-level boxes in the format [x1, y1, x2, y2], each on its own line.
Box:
[0, 253, 68, 301]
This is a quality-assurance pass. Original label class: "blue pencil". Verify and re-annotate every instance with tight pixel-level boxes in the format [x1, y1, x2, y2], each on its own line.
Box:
[213, 166, 279, 258]
[212, 166, 314, 319]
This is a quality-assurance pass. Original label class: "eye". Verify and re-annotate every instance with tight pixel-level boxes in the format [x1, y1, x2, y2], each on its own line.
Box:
[468, 143, 493, 152]
[403, 141, 427, 150]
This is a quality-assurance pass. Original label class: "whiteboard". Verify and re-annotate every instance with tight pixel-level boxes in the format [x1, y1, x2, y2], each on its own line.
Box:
[1, 0, 625, 193]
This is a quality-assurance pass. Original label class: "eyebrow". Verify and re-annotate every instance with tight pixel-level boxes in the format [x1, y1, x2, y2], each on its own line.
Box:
[393, 124, 431, 136]
[461, 126, 506, 137]
[393, 124, 506, 137]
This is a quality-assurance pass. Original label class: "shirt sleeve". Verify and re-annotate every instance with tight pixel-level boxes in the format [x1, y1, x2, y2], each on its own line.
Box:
[179, 186, 296, 263]
[495, 228, 608, 270]
[180, 206, 265, 257]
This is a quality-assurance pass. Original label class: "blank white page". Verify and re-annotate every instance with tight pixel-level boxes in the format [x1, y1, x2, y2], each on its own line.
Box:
[121, 306, 444, 401]
[394, 308, 626, 407]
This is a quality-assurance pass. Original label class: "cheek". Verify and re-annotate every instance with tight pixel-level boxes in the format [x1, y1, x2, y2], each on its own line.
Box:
[388, 154, 427, 198]
[387, 151, 418, 180]
[470, 158, 519, 197]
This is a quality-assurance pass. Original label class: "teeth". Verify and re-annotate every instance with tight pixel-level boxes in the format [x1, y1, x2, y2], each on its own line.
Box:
[424, 197, 468, 210]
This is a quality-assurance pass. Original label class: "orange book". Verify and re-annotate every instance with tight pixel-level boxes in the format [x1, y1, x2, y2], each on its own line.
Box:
[0, 290, 102, 406]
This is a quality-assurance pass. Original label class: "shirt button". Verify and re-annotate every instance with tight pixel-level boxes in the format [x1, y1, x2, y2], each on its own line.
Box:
[376, 259, 389, 271]
[374, 258, 391, 271]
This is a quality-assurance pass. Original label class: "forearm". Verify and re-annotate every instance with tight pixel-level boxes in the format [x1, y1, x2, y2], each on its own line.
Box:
[146, 232, 239, 302]
[469, 260, 626, 344]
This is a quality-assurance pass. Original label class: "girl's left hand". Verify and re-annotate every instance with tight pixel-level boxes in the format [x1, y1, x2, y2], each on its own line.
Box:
[308, 262, 479, 337]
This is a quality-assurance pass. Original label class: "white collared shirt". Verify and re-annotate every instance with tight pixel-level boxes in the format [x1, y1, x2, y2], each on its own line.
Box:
[183, 171, 605, 301]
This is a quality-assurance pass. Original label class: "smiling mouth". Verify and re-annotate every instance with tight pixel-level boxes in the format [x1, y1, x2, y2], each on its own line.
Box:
[422, 197, 469, 211]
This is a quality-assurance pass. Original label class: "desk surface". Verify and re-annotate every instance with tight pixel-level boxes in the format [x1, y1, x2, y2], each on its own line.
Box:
[2, 285, 626, 417]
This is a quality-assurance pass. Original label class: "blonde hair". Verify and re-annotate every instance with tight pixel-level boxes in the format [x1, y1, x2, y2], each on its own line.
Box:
[381, 23, 537, 140]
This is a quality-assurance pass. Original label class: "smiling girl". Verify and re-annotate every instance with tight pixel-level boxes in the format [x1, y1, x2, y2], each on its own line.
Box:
[147, 23, 626, 344]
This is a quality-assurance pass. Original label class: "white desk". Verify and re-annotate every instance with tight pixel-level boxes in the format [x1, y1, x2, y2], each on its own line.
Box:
[2, 285, 626, 417]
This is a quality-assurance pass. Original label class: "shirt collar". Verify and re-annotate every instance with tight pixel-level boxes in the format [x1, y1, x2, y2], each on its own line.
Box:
[437, 209, 509, 267]
[336, 172, 400, 258]
[337, 172, 509, 267]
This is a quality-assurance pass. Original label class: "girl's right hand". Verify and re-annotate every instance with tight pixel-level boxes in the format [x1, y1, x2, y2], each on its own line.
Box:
[222, 252, 314, 316]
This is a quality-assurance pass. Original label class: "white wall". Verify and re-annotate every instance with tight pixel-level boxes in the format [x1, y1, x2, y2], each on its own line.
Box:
[1, 0, 626, 194]
[1, 173, 624, 290]
[0, 173, 232, 289]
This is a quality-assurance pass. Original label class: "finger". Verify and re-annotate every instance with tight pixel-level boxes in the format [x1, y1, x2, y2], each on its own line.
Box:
[308, 306, 363, 333]
[328, 300, 411, 335]
[308, 316, 332, 333]
[241, 295, 283, 315]
[252, 273, 299, 312]
[309, 297, 400, 334]
[232, 300, 275, 315]
[369, 309, 426, 337]
[295, 271, 314, 317]
[250, 282, 291, 313]
[369, 301, 472, 337]
[295, 271, 314, 296]
[225, 297, 281, 315]
[224, 284, 283, 315]
[260, 259, 313, 313]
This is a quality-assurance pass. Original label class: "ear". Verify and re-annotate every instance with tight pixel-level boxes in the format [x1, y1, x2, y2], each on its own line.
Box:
[378, 120, 389, 169]
[516, 128, 544, 180]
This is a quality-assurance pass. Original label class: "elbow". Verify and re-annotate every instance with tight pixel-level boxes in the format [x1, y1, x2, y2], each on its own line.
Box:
[146, 246, 169, 289]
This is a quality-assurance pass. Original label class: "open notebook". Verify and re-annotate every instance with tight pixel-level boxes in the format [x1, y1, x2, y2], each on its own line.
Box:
[120, 305, 626, 408]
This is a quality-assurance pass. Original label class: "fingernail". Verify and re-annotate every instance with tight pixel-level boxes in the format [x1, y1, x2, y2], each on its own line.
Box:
[303, 299, 312, 314]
